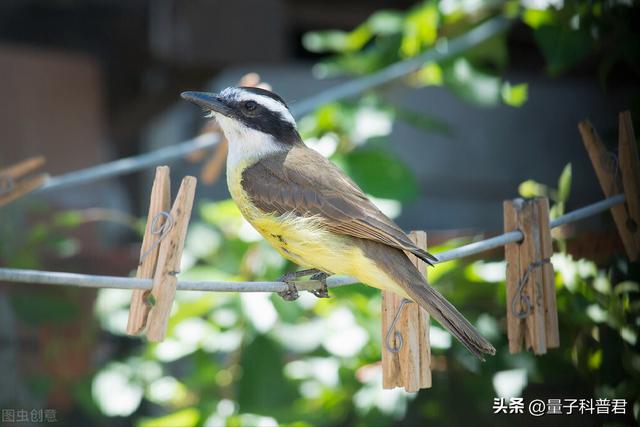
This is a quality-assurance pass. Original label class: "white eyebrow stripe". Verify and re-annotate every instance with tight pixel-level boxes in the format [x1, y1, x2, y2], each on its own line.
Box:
[235, 91, 296, 127]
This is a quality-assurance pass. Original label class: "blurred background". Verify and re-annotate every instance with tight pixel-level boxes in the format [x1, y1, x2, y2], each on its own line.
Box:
[0, 0, 639, 426]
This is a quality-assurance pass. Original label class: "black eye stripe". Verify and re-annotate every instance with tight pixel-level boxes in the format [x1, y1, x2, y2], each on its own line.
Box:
[218, 87, 301, 145]
[238, 86, 288, 108]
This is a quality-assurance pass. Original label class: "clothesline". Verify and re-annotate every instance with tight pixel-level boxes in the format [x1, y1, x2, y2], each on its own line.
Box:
[0, 194, 625, 292]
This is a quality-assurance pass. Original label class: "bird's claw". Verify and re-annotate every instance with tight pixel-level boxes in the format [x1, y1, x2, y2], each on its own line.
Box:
[310, 272, 330, 299]
[277, 271, 300, 301]
[276, 269, 331, 301]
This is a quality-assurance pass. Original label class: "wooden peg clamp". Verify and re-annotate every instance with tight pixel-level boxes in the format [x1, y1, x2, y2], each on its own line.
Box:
[617, 112, 640, 260]
[126, 166, 197, 342]
[382, 230, 431, 392]
[0, 156, 48, 207]
[127, 166, 171, 335]
[503, 197, 559, 355]
[579, 112, 640, 261]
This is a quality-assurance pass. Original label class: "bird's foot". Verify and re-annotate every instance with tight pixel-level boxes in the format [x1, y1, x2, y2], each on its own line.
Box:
[309, 272, 330, 299]
[277, 269, 330, 301]
[277, 271, 300, 301]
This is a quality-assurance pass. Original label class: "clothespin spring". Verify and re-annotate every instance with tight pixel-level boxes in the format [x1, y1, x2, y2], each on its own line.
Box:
[385, 298, 413, 353]
[602, 150, 638, 232]
[139, 211, 174, 265]
[511, 258, 551, 319]
[600, 150, 621, 197]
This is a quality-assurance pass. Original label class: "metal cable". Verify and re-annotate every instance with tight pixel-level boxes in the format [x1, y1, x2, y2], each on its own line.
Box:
[31, 17, 512, 194]
[0, 194, 626, 291]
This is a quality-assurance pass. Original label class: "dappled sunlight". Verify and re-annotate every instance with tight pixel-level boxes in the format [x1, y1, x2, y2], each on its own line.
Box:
[147, 376, 186, 405]
[92, 362, 144, 417]
[354, 365, 413, 417]
[429, 325, 452, 349]
[94, 288, 134, 335]
[470, 261, 506, 283]
[154, 338, 198, 362]
[272, 319, 325, 353]
[352, 107, 394, 144]
[306, 132, 340, 158]
[492, 369, 528, 399]
[241, 293, 278, 333]
[322, 307, 369, 357]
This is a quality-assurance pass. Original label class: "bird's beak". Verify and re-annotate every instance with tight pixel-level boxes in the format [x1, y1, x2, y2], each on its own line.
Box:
[181, 91, 233, 116]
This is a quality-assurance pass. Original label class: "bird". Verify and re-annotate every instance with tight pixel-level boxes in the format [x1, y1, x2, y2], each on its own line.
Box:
[181, 86, 496, 360]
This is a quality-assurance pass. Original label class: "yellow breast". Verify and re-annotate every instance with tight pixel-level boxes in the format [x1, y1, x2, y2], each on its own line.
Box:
[226, 160, 407, 296]
[227, 160, 357, 273]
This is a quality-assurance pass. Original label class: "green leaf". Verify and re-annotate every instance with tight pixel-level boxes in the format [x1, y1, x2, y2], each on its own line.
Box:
[368, 10, 404, 35]
[167, 293, 218, 331]
[413, 4, 439, 46]
[400, 3, 439, 57]
[302, 24, 373, 54]
[588, 349, 603, 370]
[53, 211, 83, 228]
[302, 30, 349, 54]
[534, 25, 592, 75]
[412, 62, 443, 86]
[463, 35, 509, 70]
[343, 147, 418, 202]
[316, 103, 344, 132]
[501, 82, 528, 107]
[522, 8, 556, 29]
[518, 179, 547, 198]
[503, 0, 520, 19]
[137, 408, 200, 427]
[345, 24, 374, 52]
[237, 335, 298, 416]
[557, 163, 572, 203]
[10, 293, 81, 325]
[614, 281, 640, 295]
[443, 59, 501, 106]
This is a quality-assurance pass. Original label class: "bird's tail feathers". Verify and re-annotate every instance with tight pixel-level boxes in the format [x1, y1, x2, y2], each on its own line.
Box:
[356, 239, 495, 359]
[403, 279, 496, 360]
[411, 247, 438, 266]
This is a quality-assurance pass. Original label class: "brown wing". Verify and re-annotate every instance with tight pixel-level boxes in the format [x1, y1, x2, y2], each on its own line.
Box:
[241, 146, 438, 265]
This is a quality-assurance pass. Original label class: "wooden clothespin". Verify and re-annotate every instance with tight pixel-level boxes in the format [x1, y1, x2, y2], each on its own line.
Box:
[579, 112, 640, 261]
[126, 166, 197, 342]
[503, 197, 559, 355]
[382, 230, 431, 392]
[0, 156, 48, 207]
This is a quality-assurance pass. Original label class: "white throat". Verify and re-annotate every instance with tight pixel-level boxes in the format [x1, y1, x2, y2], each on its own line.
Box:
[215, 114, 285, 170]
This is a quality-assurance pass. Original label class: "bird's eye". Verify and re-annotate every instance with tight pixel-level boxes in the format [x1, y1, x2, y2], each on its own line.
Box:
[244, 101, 257, 112]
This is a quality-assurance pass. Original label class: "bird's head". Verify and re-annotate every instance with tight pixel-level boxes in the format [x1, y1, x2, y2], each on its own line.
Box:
[181, 87, 300, 146]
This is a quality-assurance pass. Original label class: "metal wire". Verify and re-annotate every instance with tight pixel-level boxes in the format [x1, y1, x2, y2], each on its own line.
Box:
[0, 194, 627, 292]
[0, 267, 353, 293]
[29, 17, 512, 195]
[511, 258, 550, 319]
[138, 211, 174, 265]
[35, 133, 220, 194]
[290, 17, 512, 117]
[0, 14, 622, 293]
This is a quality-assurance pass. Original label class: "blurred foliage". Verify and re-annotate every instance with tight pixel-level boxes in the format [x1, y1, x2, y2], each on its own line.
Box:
[0, 201, 78, 270]
[2, 1, 639, 426]
[304, 0, 639, 86]
[84, 186, 640, 426]
[519, 162, 572, 218]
